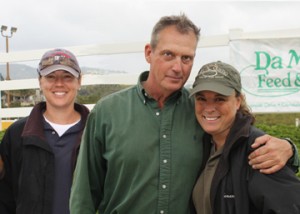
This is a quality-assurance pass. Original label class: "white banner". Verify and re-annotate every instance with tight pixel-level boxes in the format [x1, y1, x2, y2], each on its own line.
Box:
[230, 39, 300, 113]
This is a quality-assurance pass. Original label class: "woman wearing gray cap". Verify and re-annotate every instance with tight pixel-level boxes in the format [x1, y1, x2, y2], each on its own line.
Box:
[190, 61, 300, 214]
[0, 48, 89, 214]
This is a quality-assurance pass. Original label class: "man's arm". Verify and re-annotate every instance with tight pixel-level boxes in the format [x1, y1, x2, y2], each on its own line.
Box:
[248, 135, 298, 174]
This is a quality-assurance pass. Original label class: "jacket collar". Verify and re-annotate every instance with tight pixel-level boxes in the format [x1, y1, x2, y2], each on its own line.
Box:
[22, 102, 90, 141]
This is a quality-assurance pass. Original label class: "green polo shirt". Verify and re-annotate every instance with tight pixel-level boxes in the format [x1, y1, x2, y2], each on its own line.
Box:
[70, 71, 204, 214]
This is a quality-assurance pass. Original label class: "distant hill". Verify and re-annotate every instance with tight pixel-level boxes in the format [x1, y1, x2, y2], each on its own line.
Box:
[0, 64, 127, 80]
[0, 64, 37, 80]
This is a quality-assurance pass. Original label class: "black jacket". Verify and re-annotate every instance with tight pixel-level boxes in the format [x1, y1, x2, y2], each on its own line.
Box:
[0, 102, 89, 214]
[200, 112, 300, 214]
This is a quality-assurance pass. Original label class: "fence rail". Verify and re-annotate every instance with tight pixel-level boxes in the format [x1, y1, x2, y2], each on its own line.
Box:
[1, 28, 300, 130]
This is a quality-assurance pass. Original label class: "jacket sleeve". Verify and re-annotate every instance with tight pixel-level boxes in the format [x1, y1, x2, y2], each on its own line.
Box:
[0, 179, 15, 214]
[248, 166, 300, 213]
[0, 127, 17, 214]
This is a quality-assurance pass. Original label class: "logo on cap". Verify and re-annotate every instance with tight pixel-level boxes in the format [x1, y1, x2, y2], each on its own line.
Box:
[198, 63, 228, 79]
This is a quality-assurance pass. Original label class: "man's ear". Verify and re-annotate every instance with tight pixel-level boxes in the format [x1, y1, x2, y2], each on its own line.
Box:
[144, 44, 152, 63]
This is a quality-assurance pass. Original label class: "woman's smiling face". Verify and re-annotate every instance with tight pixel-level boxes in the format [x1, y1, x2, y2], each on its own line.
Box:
[39, 70, 81, 110]
[194, 90, 241, 141]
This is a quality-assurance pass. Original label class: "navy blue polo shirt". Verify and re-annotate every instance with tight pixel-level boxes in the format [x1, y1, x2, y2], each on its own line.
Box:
[44, 118, 82, 214]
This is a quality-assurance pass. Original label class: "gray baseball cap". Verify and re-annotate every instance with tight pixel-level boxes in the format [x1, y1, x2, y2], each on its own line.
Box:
[190, 61, 241, 97]
[37, 48, 81, 78]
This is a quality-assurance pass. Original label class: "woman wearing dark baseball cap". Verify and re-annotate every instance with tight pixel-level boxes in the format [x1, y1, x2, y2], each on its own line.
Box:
[0, 48, 89, 214]
[191, 61, 300, 214]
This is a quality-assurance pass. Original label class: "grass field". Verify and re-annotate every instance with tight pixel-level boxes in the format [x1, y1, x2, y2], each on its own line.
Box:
[0, 113, 300, 177]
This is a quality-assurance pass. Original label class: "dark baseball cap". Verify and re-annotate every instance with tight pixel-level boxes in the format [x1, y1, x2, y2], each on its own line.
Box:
[37, 48, 81, 77]
[190, 61, 241, 97]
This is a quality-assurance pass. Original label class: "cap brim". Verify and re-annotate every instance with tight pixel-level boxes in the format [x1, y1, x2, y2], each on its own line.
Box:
[189, 81, 234, 97]
[39, 65, 79, 78]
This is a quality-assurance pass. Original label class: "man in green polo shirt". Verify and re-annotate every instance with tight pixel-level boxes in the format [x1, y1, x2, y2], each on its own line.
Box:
[70, 14, 297, 214]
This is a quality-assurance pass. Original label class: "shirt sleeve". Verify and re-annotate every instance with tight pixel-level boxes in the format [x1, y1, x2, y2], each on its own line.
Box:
[70, 108, 106, 214]
[284, 138, 299, 173]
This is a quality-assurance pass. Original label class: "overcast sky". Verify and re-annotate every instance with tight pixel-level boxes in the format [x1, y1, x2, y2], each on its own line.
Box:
[1, 0, 300, 78]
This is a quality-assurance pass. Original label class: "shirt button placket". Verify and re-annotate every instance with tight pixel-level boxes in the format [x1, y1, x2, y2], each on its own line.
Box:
[158, 131, 170, 213]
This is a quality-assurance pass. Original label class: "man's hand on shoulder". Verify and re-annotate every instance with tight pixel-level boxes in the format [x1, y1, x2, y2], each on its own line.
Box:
[248, 135, 293, 174]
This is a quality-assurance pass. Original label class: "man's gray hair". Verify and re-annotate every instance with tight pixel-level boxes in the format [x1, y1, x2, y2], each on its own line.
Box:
[150, 13, 201, 50]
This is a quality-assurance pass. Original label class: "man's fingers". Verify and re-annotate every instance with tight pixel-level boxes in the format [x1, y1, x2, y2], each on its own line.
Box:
[248, 145, 268, 160]
[258, 165, 282, 175]
[250, 159, 275, 169]
[251, 134, 271, 149]
[249, 158, 285, 175]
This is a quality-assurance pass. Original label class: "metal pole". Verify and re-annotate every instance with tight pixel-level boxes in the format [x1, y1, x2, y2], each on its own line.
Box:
[5, 36, 10, 108]
[5, 36, 10, 80]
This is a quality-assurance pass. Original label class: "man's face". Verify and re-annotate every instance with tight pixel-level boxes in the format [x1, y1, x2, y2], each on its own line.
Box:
[145, 26, 198, 95]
